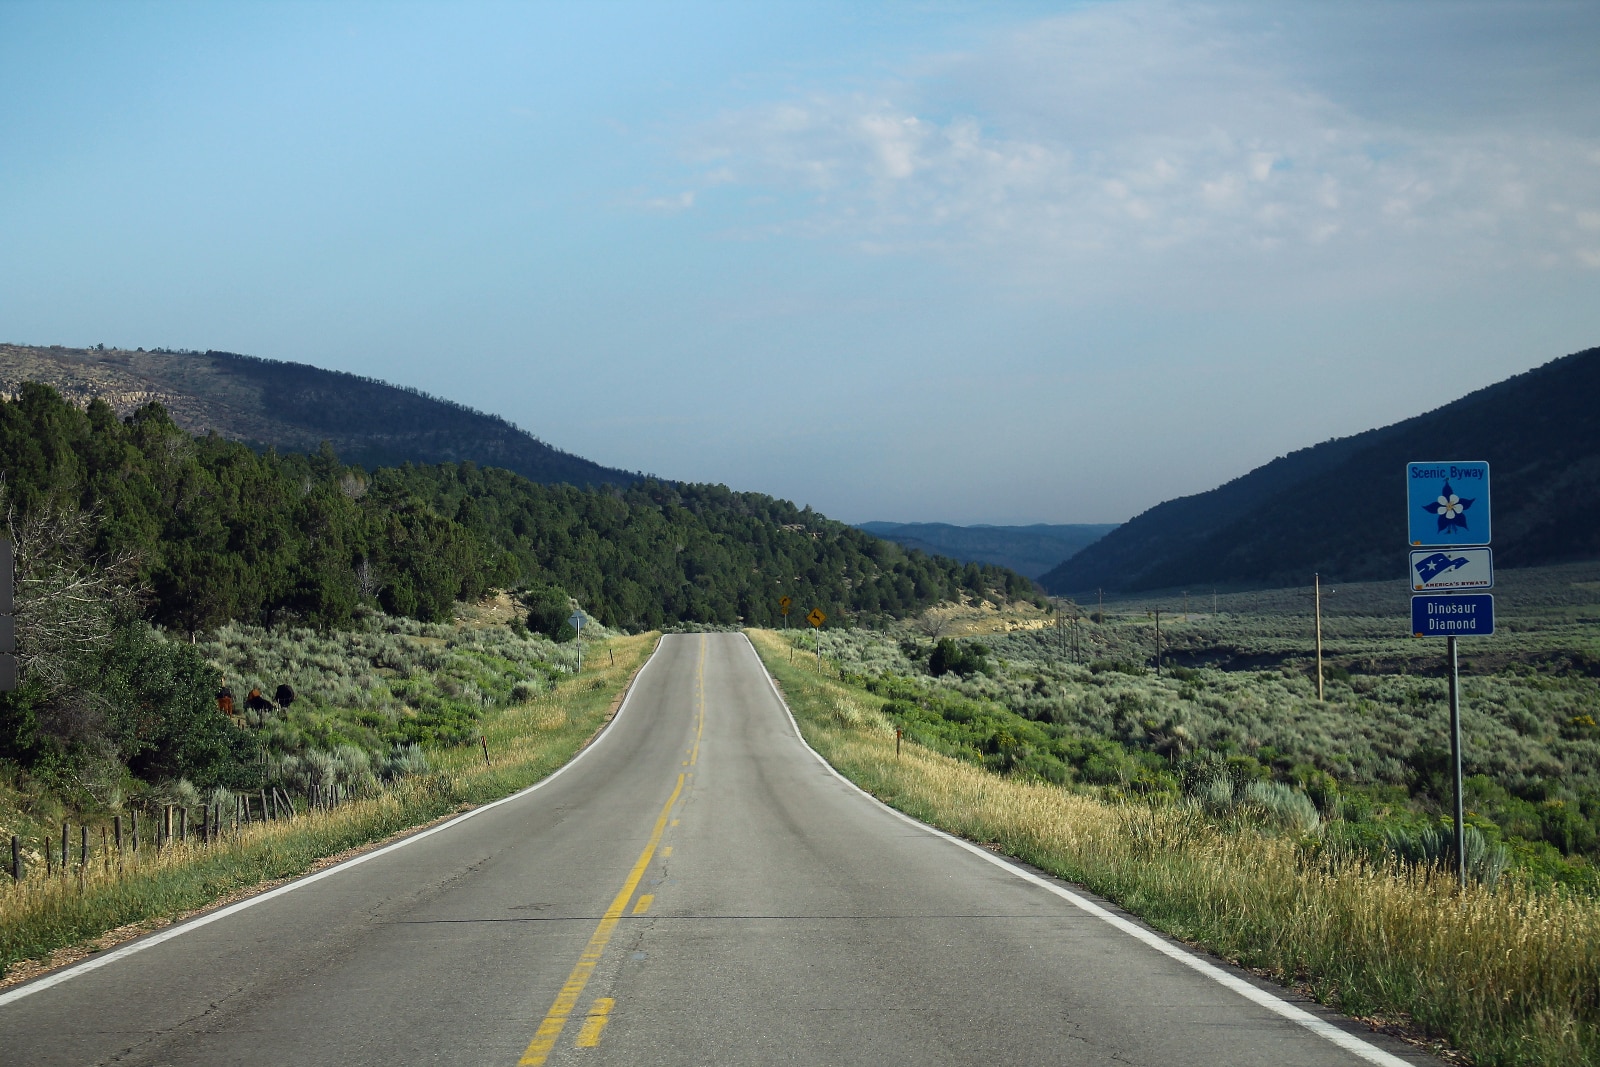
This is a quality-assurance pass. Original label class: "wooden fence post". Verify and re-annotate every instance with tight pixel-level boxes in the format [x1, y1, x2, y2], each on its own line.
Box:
[114, 815, 123, 854]
[179, 808, 188, 844]
[61, 822, 69, 874]
[130, 809, 139, 854]
[10, 834, 20, 881]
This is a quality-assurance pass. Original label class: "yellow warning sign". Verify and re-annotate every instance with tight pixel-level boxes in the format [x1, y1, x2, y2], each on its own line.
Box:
[807, 608, 826, 628]
[779, 596, 792, 614]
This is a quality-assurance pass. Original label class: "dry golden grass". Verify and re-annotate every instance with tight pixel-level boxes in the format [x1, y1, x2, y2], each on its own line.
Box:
[748, 627, 1600, 1067]
[0, 632, 656, 981]
[909, 597, 1055, 638]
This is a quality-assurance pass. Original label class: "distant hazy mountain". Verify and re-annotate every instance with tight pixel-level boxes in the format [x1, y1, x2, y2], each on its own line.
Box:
[0, 343, 638, 487]
[858, 522, 1119, 579]
[1041, 345, 1600, 595]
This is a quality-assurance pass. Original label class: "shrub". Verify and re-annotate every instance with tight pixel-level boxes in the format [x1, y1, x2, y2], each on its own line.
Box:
[929, 638, 990, 678]
[1383, 823, 1510, 889]
[523, 584, 575, 640]
[1245, 780, 1322, 835]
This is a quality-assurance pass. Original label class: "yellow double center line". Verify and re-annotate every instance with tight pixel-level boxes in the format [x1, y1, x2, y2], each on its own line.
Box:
[690, 636, 706, 766]
[516, 773, 683, 1065]
[516, 636, 707, 1065]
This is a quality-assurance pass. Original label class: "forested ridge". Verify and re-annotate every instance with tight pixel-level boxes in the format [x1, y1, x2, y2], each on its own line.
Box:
[0, 343, 638, 488]
[0, 383, 1033, 634]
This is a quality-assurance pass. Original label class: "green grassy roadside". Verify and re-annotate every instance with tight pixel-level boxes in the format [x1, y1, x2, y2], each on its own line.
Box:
[747, 628, 1600, 1067]
[0, 632, 657, 982]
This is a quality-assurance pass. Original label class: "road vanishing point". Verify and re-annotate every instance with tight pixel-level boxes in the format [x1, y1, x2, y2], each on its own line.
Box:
[1, 634, 1428, 1066]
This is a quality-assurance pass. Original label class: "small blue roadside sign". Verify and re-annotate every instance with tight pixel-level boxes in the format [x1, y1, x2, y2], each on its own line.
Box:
[1409, 547, 1494, 591]
[1411, 594, 1494, 637]
[1407, 461, 1490, 546]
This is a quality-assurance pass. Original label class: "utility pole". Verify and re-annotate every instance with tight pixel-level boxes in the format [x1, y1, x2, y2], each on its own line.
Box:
[1314, 573, 1324, 701]
[1149, 609, 1162, 676]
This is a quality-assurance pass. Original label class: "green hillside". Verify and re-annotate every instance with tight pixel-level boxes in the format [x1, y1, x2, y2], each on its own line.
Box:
[0, 383, 1033, 637]
[1042, 345, 1600, 594]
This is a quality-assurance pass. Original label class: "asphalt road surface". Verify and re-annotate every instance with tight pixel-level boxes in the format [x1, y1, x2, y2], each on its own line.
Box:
[1, 633, 1428, 1066]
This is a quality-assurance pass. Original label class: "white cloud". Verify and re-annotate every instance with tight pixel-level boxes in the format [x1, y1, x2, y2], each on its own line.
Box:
[676, 1, 1600, 296]
[637, 189, 696, 213]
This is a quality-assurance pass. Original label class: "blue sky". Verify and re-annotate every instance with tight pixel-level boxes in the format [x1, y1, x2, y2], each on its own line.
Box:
[3, 1, 1599, 524]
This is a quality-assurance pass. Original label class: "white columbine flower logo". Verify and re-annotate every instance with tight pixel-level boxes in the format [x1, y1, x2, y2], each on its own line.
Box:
[1423, 479, 1475, 534]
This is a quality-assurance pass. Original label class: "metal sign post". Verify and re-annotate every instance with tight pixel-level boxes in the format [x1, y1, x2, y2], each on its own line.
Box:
[807, 608, 826, 672]
[1406, 461, 1492, 888]
[568, 610, 586, 673]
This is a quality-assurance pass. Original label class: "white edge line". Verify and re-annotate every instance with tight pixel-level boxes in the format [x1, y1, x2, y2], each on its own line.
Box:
[738, 633, 1415, 1067]
[0, 634, 672, 1009]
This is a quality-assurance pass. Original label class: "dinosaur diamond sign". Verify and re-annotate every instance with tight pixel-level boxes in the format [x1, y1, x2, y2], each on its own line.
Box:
[1412, 594, 1495, 637]
[1406, 461, 1491, 546]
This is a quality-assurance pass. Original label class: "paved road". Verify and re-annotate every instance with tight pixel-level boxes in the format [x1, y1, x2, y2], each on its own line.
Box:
[1, 633, 1426, 1066]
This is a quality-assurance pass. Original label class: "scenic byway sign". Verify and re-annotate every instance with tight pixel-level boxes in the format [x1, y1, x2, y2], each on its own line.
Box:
[1404, 457, 1496, 890]
[1407, 461, 1491, 546]
[1406, 460, 1493, 640]
[1409, 547, 1494, 591]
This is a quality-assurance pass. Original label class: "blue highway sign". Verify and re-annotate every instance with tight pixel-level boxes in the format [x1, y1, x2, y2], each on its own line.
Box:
[1407, 461, 1490, 546]
[1409, 547, 1493, 592]
[1411, 594, 1494, 637]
